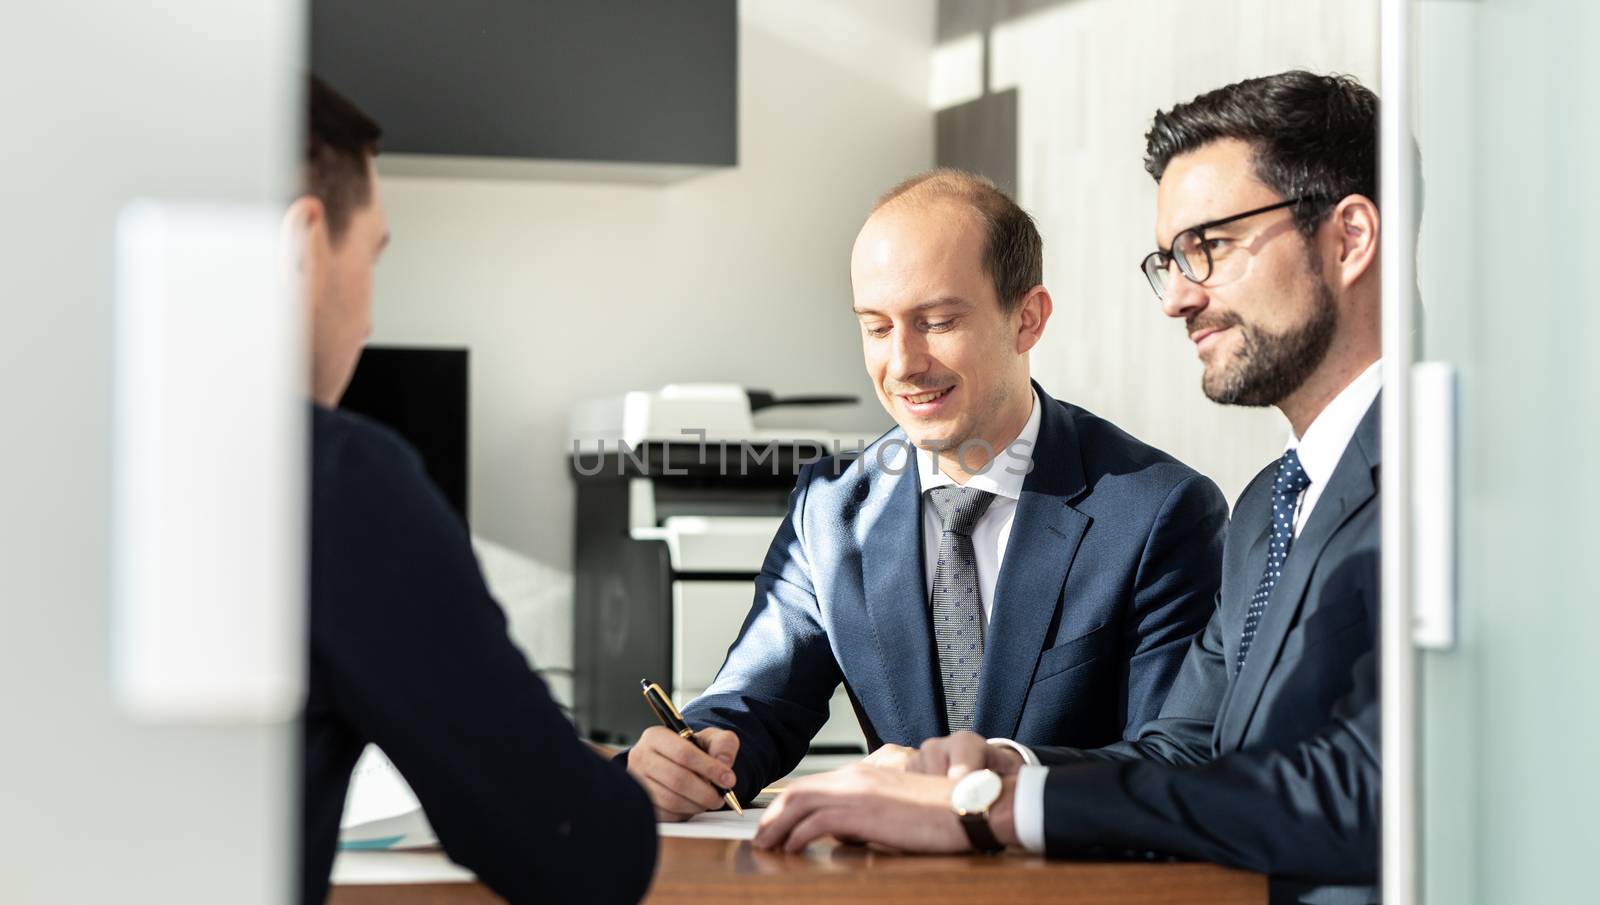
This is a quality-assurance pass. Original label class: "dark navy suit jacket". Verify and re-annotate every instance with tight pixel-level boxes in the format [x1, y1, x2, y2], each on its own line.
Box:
[679, 383, 1229, 803]
[1031, 398, 1383, 905]
[304, 406, 656, 905]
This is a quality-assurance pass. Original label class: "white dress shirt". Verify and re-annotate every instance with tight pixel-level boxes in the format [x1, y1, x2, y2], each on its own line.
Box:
[913, 389, 1041, 627]
[1286, 360, 1382, 537]
[1009, 360, 1382, 854]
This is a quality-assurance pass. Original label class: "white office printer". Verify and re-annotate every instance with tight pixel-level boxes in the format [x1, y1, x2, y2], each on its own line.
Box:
[569, 384, 873, 753]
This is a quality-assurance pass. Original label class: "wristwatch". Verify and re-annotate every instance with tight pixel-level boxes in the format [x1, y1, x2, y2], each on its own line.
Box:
[950, 768, 1006, 854]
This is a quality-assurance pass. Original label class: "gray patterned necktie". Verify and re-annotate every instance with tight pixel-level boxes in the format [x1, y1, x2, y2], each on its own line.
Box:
[925, 485, 996, 733]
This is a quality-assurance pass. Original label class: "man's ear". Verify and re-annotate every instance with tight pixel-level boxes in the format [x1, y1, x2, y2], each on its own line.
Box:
[281, 195, 330, 293]
[1328, 194, 1380, 291]
[1014, 286, 1053, 355]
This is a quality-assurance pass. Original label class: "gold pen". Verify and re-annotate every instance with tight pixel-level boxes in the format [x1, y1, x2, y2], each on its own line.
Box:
[640, 679, 743, 815]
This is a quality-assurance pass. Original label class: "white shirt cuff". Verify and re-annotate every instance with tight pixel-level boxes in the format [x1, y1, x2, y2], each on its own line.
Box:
[1013, 765, 1048, 854]
[985, 737, 1040, 767]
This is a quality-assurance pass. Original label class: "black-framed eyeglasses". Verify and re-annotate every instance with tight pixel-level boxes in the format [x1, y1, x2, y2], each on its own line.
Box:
[1139, 195, 1331, 299]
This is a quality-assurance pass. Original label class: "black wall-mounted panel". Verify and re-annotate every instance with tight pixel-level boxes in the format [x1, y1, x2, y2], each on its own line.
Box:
[312, 0, 738, 166]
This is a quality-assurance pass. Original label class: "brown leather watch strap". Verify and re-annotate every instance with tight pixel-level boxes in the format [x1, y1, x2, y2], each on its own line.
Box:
[959, 810, 1005, 854]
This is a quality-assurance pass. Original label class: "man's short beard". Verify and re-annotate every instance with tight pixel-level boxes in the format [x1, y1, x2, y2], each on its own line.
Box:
[1201, 276, 1338, 408]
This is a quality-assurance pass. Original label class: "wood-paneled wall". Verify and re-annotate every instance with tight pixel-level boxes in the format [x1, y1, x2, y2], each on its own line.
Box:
[938, 0, 1380, 502]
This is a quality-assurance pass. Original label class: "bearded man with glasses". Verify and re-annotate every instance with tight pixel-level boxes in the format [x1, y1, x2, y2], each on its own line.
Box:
[1141, 190, 1349, 414]
[755, 70, 1386, 905]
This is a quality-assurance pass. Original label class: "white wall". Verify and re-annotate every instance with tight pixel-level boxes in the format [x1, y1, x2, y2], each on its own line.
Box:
[369, 0, 935, 698]
[938, 0, 1381, 502]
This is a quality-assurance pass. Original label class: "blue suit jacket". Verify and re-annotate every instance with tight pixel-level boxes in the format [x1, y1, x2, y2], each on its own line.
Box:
[1031, 397, 1382, 905]
[681, 383, 1228, 803]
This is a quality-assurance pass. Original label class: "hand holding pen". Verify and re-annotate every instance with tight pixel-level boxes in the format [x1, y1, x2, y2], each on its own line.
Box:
[628, 679, 744, 820]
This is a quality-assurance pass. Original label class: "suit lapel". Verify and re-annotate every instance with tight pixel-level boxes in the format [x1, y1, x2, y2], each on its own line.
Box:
[857, 435, 944, 744]
[1218, 400, 1381, 750]
[974, 385, 1090, 740]
[1210, 512, 1273, 739]
[1242, 519, 1274, 592]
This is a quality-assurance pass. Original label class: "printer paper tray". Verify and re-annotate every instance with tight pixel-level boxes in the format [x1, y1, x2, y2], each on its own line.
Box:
[632, 515, 783, 573]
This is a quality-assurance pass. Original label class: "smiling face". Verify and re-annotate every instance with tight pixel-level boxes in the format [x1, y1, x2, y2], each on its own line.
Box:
[1154, 138, 1338, 407]
[850, 198, 1042, 469]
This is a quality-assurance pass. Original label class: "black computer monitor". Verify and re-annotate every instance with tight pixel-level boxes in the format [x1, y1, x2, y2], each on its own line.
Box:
[338, 346, 469, 522]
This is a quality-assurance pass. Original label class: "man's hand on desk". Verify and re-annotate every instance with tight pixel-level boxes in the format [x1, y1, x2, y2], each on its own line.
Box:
[753, 764, 1020, 854]
[859, 743, 917, 770]
[627, 725, 741, 821]
[907, 731, 1025, 777]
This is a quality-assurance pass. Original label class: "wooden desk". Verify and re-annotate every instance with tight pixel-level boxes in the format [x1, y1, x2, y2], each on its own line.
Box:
[330, 837, 1265, 904]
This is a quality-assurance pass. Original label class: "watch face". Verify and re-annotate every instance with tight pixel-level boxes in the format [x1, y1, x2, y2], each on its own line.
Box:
[951, 768, 1003, 814]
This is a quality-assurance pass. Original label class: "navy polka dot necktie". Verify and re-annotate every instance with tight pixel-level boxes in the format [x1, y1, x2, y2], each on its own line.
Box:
[1236, 449, 1312, 674]
[925, 485, 995, 733]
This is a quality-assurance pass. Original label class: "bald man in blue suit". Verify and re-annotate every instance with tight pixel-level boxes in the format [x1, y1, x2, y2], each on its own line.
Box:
[622, 170, 1229, 820]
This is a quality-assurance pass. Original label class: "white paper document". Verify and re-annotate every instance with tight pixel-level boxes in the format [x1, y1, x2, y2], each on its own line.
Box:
[657, 807, 767, 840]
[333, 812, 771, 888]
[340, 746, 438, 850]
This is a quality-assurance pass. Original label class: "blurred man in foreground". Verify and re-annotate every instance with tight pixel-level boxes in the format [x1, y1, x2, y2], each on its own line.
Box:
[295, 76, 656, 905]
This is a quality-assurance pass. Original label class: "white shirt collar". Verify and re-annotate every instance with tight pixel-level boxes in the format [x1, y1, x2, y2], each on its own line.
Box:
[913, 388, 1041, 500]
[1286, 360, 1382, 489]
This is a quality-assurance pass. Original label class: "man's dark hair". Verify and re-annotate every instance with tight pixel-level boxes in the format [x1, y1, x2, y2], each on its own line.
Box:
[1144, 70, 1377, 236]
[874, 169, 1043, 314]
[305, 76, 383, 242]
